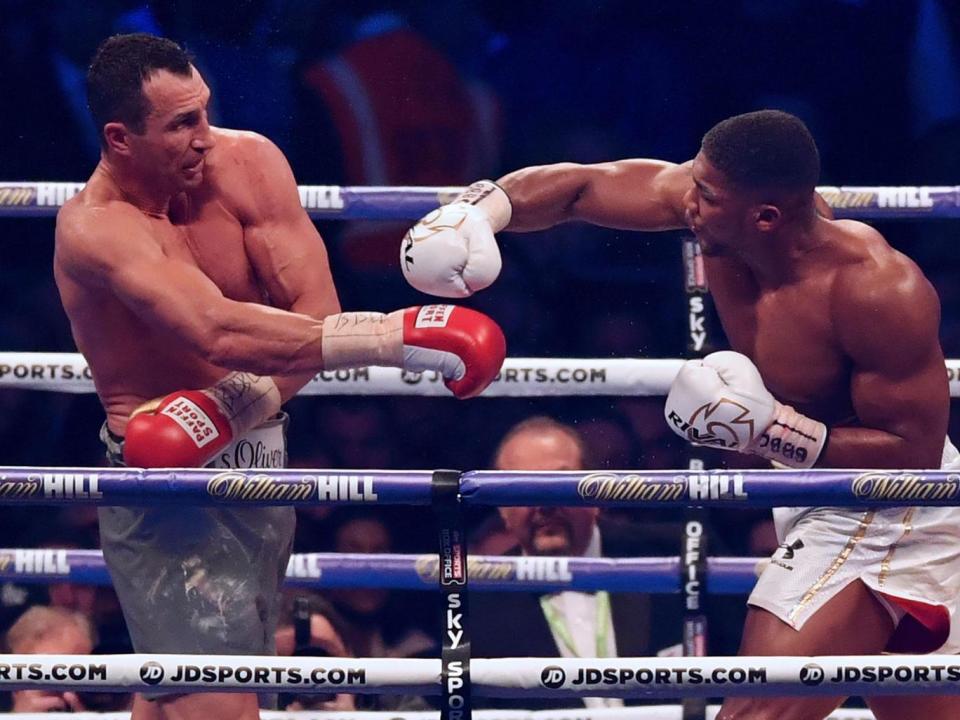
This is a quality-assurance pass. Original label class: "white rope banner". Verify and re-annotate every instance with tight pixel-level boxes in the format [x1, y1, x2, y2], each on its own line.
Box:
[0, 709, 877, 720]
[0, 653, 956, 699]
[482, 656, 960, 698]
[5, 352, 960, 398]
[0, 353, 677, 397]
[0, 654, 434, 694]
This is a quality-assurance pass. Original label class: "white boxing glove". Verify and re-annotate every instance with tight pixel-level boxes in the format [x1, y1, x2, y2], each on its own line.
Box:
[664, 351, 828, 469]
[401, 180, 511, 298]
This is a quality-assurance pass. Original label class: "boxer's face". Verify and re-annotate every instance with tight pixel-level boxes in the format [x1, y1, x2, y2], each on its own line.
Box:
[684, 153, 755, 251]
[128, 66, 215, 190]
[496, 428, 599, 556]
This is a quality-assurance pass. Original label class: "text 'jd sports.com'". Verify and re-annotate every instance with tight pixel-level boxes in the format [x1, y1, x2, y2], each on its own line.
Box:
[542, 666, 767, 688]
[140, 662, 365, 687]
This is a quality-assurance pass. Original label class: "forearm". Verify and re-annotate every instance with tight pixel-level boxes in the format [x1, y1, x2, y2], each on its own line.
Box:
[498, 163, 592, 231]
[204, 300, 327, 377]
[272, 293, 342, 403]
[818, 427, 944, 469]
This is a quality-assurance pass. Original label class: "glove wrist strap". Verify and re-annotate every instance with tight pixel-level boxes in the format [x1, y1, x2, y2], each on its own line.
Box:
[321, 311, 404, 371]
[205, 372, 281, 437]
[749, 401, 828, 469]
[456, 180, 512, 232]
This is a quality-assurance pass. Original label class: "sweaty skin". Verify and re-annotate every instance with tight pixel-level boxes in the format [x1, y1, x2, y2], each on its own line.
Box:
[498, 157, 954, 720]
[499, 158, 948, 470]
[54, 67, 339, 720]
[55, 127, 339, 436]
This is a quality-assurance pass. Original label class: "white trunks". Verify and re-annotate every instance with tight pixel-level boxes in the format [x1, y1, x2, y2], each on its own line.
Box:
[748, 439, 960, 653]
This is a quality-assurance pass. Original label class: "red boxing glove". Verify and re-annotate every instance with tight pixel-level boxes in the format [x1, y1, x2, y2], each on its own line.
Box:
[402, 305, 505, 399]
[123, 373, 281, 468]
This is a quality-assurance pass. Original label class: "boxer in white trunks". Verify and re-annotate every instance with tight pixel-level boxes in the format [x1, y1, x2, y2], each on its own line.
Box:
[55, 33, 504, 720]
[402, 109, 960, 719]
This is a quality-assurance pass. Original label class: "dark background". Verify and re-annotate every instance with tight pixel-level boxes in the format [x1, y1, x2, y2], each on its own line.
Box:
[0, 0, 959, 588]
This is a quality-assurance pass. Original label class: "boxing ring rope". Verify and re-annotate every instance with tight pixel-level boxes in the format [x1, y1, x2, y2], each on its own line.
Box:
[0, 652, 954, 698]
[0, 712, 876, 720]
[0, 466, 953, 508]
[0, 549, 762, 594]
[0, 181, 958, 219]
[5, 353, 960, 398]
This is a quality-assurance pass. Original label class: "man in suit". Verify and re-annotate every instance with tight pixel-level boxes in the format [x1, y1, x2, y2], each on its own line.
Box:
[471, 416, 701, 710]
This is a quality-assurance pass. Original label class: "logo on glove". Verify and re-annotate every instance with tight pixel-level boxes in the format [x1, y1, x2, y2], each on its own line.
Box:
[669, 398, 755, 449]
[402, 209, 469, 272]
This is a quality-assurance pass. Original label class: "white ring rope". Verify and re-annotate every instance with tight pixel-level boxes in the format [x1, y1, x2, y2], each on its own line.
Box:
[0, 709, 877, 720]
[5, 353, 960, 397]
[0, 653, 954, 699]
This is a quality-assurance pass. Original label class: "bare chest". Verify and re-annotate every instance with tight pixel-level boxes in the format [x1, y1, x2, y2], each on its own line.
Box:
[154, 197, 262, 302]
[707, 265, 850, 415]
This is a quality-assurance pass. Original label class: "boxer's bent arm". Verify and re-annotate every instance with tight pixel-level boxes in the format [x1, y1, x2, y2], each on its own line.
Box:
[56, 211, 328, 377]
[822, 251, 948, 468]
[238, 133, 342, 401]
[498, 159, 691, 232]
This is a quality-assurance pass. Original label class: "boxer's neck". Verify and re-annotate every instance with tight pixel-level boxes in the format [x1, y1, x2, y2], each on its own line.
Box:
[97, 157, 174, 217]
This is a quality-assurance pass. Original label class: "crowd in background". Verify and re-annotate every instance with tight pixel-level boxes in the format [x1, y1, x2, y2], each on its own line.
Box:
[1, 0, 960, 710]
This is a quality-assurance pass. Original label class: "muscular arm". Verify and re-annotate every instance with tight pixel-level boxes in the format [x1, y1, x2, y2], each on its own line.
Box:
[820, 249, 948, 468]
[498, 159, 692, 232]
[56, 204, 329, 379]
[237, 133, 342, 401]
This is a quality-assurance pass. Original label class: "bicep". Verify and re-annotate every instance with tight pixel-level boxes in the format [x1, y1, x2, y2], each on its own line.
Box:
[572, 159, 692, 230]
[109, 254, 236, 350]
[59, 217, 231, 354]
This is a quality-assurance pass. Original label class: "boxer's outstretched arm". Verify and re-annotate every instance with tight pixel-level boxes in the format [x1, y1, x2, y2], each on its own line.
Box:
[237, 134, 342, 401]
[56, 205, 328, 377]
[498, 159, 692, 232]
[821, 245, 948, 468]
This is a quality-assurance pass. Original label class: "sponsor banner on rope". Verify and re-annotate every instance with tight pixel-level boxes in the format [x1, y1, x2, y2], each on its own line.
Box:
[479, 656, 960, 699]
[0, 549, 70, 576]
[798, 661, 960, 687]
[0, 353, 94, 393]
[205, 472, 379, 504]
[416, 555, 574, 586]
[537, 663, 768, 692]
[0, 182, 84, 209]
[138, 660, 367, 688]
[0, 471, 101, 501]
[817, 186, 956, 212]
[11, 354, 957, 398]
[575, 472, 748, 504]
[0, 657, 109, 687]
[850, 471, 960, 502]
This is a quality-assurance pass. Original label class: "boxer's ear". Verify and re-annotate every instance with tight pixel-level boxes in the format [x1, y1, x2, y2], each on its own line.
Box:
[754, 204, 782, 232]
[103, 122, 131, 155]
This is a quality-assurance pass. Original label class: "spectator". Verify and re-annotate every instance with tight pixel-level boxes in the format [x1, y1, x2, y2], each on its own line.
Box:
[275, 592, 355, 711]
[472, 416, 743, 710]
[5, 605, 112, 713]
[326, 510, 435, 660]
[472, 416, 668, 710]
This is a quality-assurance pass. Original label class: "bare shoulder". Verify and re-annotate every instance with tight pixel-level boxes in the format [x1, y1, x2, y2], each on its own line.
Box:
[830, 219, 940, 355]
[207, 128, 297, 220]
[832, 220, 934, 304]
[55, 196, 154, 280]
[211, 127, 288, 173]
